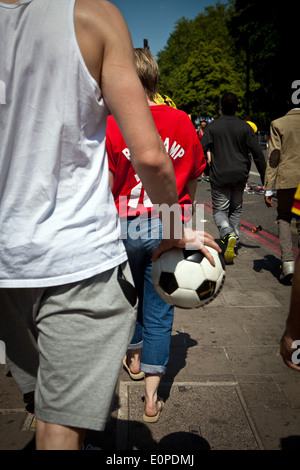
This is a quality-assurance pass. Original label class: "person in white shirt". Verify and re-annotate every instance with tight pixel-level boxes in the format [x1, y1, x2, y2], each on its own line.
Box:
[0, 0, 220, 450]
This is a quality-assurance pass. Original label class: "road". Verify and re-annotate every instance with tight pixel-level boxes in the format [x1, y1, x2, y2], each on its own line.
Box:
[247, 161, 298, 249]
[195, 166, 299, 259]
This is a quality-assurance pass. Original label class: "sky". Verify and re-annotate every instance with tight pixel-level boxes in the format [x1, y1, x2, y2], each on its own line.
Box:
[110, 0, 226, 58]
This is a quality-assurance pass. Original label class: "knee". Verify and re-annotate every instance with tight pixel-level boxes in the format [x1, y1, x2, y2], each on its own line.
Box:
[35, 419, 86, 450]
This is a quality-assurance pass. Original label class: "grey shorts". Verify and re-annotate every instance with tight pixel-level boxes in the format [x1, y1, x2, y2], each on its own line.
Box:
[0, 262, 137, 431]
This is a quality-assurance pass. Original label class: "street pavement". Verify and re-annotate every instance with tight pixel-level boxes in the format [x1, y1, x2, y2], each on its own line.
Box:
[0, 181, 299, 452]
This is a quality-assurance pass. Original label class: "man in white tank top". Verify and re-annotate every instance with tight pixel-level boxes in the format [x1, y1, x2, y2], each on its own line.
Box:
[0, 0, 220, 449]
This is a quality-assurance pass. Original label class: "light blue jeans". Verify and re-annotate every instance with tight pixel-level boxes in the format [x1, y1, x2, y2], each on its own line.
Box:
[121, 216, 174, 375]
[210, 182, 246, 242]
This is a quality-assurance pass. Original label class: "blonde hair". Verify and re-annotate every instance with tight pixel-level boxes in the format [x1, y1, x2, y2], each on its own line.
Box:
[134, 48, 159, 101]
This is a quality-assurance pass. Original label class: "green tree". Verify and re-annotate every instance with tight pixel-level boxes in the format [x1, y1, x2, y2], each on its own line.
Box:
[157, 3, 248, 121]
[164, 40, 244, 119]
[157, 1, 297, 125]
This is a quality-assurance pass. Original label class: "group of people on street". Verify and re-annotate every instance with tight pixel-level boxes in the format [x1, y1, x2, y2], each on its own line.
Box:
[197, 90, 300, 374]
[198, 92, 300, 283]
[0, 0, 299, 452]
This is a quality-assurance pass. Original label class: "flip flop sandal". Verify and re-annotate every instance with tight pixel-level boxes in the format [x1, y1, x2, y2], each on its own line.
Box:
[143, 399, 164, 423]
[122, 356, 145, 380]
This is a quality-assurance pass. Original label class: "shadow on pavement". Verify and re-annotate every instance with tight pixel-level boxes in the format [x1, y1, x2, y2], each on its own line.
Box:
[84, 415, 210, 451]
[160, 331, 198, 402]
[253, 254, 292, 285]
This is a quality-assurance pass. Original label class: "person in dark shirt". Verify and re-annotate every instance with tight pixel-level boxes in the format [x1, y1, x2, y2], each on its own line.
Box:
[201, 92, 266, 263]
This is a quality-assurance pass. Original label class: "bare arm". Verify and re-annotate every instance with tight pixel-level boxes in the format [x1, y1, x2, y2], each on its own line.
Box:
[108, 169, 114, 191]
[248, 135, 266, 186]
[75, 1, 178, 211]
[74, 0, 220, 262]
[103, 4, 179, 207]
[186, 180, 197, 204]
[206, 150, 211, 165]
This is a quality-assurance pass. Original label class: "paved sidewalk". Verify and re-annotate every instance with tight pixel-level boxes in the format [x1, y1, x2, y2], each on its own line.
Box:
[105, 204, 300, 452]
[1, 186, 300, 451]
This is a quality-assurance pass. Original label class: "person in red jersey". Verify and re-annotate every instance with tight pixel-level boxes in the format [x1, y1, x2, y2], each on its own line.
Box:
[107, 48, 212, 423]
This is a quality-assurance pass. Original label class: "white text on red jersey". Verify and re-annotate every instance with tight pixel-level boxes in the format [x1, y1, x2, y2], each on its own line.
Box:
[122, 137, 185, 161]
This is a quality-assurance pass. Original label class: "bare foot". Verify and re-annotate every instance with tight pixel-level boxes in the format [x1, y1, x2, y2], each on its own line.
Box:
[122, 350, 144, 380]
[143, 399, 164, 423]
[144, 397, 164, 417]
[125, 349, 142, 374]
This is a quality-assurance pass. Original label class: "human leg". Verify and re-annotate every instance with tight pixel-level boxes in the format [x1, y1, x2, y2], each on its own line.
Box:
[140, 270, 174, 376]
[211, 183, 239, 263]
[34, 265, 136, 438]
[143, 373, 164, 423]
[121, 217, 173, 378]
[0, 288, 41, 395]
[123, 349, 144, 379]
[277, 189, 296, 282]
[121, 218, 146, 379]
[228, 182, 245, 244]
[124, 217, 173, 420]
[140, 219, 173, 421]
[210, 183, 233, 240]
[141, 294, 169, 423]
[277, 188, 296, 262]
[0, 285, 103, 448]
[1, 265, 136, 449]
[139, 218, 174, 375]
[278, 219, 294, 261]
[35, 421, 86, 450]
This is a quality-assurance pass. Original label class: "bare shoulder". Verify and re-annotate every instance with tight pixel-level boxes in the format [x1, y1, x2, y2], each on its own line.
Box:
[74, 0, 132, 84]
[74, 0, 128, 37]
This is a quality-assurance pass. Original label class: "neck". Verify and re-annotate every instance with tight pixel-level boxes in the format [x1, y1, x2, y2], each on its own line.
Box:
[148, 98, 158, 106]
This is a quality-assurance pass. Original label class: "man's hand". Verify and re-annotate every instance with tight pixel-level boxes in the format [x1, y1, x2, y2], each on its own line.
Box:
[279, 331, 300, 371]
[152, 228, 221, 267]
[265, 195, 273, 208]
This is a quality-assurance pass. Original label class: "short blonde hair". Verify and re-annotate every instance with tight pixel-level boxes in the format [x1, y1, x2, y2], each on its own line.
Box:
[134, 48, 159, 101]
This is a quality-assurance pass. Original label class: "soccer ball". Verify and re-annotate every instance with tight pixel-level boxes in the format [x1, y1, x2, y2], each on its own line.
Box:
[151, 246, 225, 309]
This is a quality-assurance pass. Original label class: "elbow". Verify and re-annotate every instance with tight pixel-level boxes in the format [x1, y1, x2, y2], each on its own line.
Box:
[131, 144, 172, 177]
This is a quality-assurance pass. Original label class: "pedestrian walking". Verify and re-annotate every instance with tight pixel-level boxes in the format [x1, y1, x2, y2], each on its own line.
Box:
[107, 47, 220, 423]
[0, 0, 216, 450]
[264, 100, 300, 283]
[201, 92, 266, 263]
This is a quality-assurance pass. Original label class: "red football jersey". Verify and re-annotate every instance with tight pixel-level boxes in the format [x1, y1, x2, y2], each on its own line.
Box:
[106, 105, 206, 219]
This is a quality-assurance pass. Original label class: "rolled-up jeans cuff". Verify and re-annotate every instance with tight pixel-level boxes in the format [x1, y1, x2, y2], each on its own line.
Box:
[128, 341, 143, 350]
[140, 363, 166, 375]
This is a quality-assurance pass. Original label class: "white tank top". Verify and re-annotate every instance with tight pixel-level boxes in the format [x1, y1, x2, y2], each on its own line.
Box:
[0, 0, 127, 287]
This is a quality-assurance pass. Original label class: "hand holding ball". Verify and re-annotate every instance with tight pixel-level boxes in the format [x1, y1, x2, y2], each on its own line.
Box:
[151, 246, 225, 309]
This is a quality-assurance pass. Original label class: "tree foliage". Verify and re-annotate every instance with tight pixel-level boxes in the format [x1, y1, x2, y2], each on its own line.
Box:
[156, 1, 296, 126]
[157, 3, 247, 121]
[162, 40, 244, 118]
